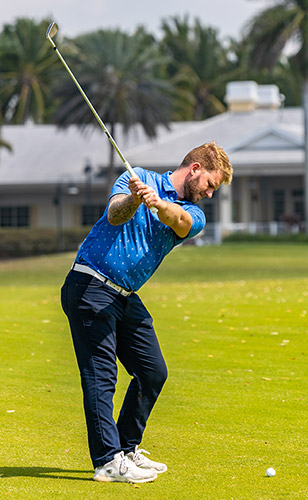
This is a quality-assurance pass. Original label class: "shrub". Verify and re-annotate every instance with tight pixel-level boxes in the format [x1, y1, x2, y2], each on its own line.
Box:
[0, 227, 91, 258]
[223, 232, 308, 243]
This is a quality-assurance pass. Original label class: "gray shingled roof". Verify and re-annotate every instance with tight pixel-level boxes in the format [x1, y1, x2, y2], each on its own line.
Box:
[0, 122, 187, 185]
[0, 107, 304, 185]
[128, 109, 304, 170]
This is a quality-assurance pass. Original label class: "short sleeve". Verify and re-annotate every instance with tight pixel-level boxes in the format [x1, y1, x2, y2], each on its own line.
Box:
[110, 168, 145, 198]
[175, 203, 206, 241]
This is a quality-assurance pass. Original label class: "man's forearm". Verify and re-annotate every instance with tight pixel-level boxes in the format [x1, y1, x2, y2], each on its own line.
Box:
[156, 200, 180, 226]
[108, 194, 141, 225]
[156, 200, 192, 238]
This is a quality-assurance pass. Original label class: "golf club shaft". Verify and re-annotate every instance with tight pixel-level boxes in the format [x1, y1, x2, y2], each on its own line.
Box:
[48, 38, 134, 175]
[47, 27, 157, 213]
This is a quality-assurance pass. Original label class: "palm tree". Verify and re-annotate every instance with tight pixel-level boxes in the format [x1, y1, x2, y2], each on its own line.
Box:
[53, 28, 173, 186]
[160, 15, 236, 120]
[0, 17, 62, 124]
[0, 135, 12, 151]
[0, 134, 12, 151]
[0, 103, 12, 152]
[226, 35, 303, 105]
[0, 111, 12, 151]
[244, 0, 308, 232]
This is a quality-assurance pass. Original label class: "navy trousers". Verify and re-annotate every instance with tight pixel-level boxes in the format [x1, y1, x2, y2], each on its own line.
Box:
[61, 270, 168, 468]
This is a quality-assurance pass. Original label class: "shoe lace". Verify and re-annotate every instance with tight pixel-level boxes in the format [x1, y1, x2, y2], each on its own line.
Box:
[134, 446, 150, 460]
[135, 448, 151, 455]
[117, 451, 130, 476]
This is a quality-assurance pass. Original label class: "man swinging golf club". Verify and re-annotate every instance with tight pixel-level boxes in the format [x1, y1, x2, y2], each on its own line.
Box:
[61, 142, 233, 483]
[46, 20, 234, 485]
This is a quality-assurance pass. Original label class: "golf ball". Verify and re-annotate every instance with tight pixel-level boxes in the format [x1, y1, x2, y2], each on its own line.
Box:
[266, 467, 276, 477]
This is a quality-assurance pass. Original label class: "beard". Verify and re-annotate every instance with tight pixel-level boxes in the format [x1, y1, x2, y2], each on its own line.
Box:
[183, 176, 201, 203]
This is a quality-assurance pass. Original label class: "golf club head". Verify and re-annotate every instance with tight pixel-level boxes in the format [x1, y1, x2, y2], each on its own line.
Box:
[46, 22, 58, 40]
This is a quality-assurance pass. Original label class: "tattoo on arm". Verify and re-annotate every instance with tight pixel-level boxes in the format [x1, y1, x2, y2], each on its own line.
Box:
[108, 194, 140, 225]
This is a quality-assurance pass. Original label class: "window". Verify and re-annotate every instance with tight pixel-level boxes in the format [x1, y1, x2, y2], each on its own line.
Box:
[292, 189, 304, 221]
[82, 205, 106, 226]
[201, 199, 215, 223]
[273, 191, 285, 221]
[0, 206, 30, 227]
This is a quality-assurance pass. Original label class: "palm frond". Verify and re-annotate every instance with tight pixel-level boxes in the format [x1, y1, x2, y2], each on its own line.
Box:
[53, 29, 173, 138]
[245, 4, 304, 69]
[0, 136, 12, 151]
[0, 17, 62, 124]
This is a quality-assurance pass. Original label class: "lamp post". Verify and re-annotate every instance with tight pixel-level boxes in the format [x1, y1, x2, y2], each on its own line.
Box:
[53, 177, 79, 252]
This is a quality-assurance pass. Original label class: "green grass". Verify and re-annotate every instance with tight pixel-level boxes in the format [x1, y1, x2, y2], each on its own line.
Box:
[0, 243, 308, 499]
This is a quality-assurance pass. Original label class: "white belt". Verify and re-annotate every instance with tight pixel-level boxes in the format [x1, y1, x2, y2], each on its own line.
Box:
[72, 263, 132, 296]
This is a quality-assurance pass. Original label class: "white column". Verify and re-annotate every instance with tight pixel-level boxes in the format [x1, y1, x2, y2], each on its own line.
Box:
[239, 177, 250, 223]
[219, 183, 233, 236]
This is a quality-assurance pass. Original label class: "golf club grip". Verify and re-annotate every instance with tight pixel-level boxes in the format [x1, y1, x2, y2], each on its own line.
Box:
[124, 162, 158, 215]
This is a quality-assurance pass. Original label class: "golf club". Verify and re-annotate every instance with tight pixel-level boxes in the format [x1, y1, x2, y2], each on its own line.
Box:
[46, 22, 157, 214]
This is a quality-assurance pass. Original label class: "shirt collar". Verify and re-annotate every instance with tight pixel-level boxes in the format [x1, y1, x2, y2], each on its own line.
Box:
[162, 171, 178, 200]
[161, 171, 198, 206]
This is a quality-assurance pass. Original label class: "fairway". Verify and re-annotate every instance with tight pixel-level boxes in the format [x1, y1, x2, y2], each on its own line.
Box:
[0, 243, 308, 499]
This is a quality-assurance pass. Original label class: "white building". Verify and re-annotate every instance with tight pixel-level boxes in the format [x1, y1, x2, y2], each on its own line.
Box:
[0, 81, 305, 241]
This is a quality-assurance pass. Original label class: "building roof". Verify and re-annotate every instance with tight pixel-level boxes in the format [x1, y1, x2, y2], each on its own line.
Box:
[128, 109, 304, 174]
[0, 122, 190, 185]
[0, 107, 304, 186]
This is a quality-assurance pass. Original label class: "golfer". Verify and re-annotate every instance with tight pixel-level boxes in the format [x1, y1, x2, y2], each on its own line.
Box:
[61, 141, 233, 483]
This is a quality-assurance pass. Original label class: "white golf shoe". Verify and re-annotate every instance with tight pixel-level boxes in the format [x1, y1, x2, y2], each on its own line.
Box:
[126, 446, 167, 474]
[93, 451, 157, 483]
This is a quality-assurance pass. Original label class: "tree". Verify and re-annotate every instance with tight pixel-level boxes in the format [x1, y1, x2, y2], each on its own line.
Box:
[0, 111, 12, 151]
[160, 15, 236, 120]
[244, 0, 308, 232]
[0, 17, 62, 124]
[226, 35, 303, 106]
[0, 134, 12, 151]
[53, 28, 173, 186]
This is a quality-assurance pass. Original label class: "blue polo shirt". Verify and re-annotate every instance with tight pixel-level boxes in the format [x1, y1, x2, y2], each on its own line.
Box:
[75, 168, 205, 291]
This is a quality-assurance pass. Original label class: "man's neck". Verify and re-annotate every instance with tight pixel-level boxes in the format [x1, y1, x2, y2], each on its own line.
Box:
[169, 169, 187, 200]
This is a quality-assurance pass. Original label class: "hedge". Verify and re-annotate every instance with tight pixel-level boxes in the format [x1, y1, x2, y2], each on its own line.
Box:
[0, 227, 91, 258]
[223, 232, 308, 243]
[1, 228, 307, 259]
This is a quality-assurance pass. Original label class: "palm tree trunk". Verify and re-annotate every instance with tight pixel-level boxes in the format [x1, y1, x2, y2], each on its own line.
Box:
[195, 87, 209, 120]
[303, 79, 308, 233]
[0, 126, 13, 154]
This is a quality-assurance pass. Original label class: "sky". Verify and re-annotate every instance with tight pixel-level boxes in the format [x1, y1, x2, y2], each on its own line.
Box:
[1, 0, 271, 40]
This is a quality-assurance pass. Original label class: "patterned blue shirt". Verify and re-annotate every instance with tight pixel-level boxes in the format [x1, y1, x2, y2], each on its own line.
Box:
[76, 168, 206, 291]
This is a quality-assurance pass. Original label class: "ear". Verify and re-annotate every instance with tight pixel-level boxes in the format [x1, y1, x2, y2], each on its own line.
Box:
[190, 162, 202, 175]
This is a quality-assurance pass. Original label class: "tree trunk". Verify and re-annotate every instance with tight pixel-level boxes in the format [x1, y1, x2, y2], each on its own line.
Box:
[303, 79, 308, 233]
[194, 87, 209, 120]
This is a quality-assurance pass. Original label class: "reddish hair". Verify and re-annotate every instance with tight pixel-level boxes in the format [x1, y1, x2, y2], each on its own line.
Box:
[180, 141, 233, 185]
